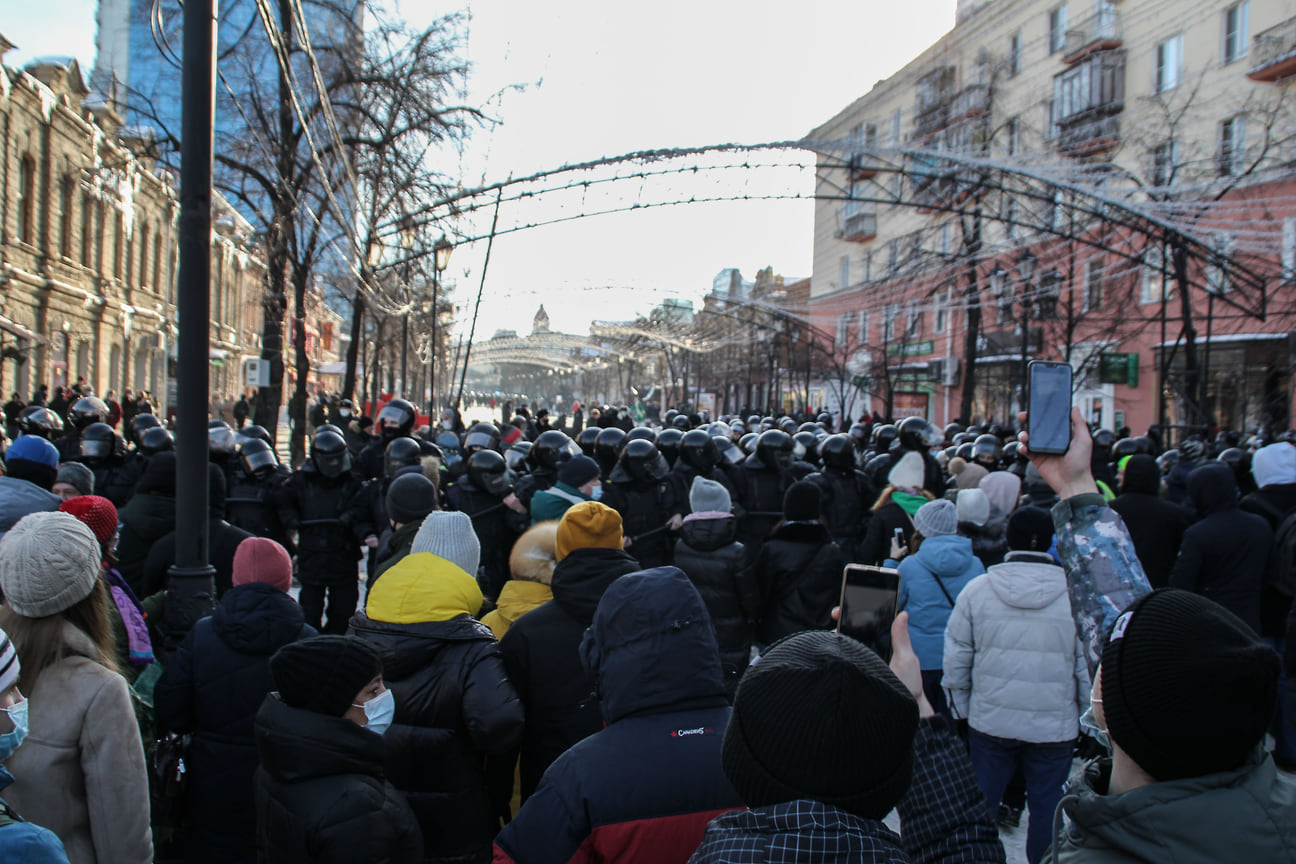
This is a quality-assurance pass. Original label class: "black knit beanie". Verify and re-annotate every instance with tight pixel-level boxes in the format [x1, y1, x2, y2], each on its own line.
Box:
[782, 481, 822, 523]
[1006, 506, 1054, 552]
[137, 452, 177, 496]
[270, 635, 382, 717]
[722, 630, 918, 819]
[1101, 589, 1279, 782]
[386, 473, 438, 525]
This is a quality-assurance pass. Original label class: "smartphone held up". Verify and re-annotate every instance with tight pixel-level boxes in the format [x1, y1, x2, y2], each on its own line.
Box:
[837, 564, 900, 661]
[1026, 361, 1073, 455]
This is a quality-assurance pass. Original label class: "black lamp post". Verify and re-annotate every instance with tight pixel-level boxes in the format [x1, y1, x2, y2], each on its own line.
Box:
[1016, 249, 1037, 413]
[431, 235, 453, 412]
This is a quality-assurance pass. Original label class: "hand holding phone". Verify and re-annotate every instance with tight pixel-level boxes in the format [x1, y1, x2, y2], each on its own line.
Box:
[837, 564, 901, 660]
[1026, 361, 1073, 455]
[889, 528, 906, 561]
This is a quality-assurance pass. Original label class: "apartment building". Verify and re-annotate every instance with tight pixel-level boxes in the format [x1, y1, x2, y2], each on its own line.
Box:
[809, 0, 1296, 437]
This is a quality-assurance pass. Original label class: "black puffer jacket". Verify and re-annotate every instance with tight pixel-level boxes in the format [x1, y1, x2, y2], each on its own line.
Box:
[499, 546, 641, 801]
[807, 468, 876, 559]
[754, 522, 846, 646]
[116, 492, 176, 596]
[1111, 454, 1190, 589]
[601, 477, 677, 569]
[254, 695, 423, 864]
[674, 515, 753, 693]
[154, 583, 315, 864]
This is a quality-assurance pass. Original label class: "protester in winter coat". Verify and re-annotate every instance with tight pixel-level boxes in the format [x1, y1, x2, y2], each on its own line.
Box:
[496, 567, 743, 864]
[979, 470, 1022, 556]
[255, 636, 423, 864]
[691, 620, 1003, 864]
[894, 498, 984, 718]
[154, 538, 315, 864]
[754, 481, 845, 647]
[944, 507, 1088, 864]
[142, 463, 254, 598]
[674, 477, 753, 695]
[368, 471, 439, 594]
[114, 451, 179, 595]
[957, 487, 1007, 567]
[528, 455, 602, 524]
[0, 512, 153, 864]
[1169, 461, 1274, 633]
[859, 452, 934, 566]
[1108, 454, 1189, 590]
[499, 502, 641, 801]
[0, 435, 61, 541]
[0, 629, 72, 863]
[51, 461, 94, 501]
[350, 511, 524, 863]
[482, 521, 557, 641]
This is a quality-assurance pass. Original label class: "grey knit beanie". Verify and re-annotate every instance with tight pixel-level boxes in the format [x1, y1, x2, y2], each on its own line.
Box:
[0, 511, 101, 617]
[689, 476, 731, 514]
[913, 498, 958, 538]
[56, 462, 95, 496]
[411, 510, 481, 576]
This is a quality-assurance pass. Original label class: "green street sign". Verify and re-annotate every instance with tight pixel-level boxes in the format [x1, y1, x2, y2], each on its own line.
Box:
[1098, 352, 1139, 387]
[886, 340, 935, 357]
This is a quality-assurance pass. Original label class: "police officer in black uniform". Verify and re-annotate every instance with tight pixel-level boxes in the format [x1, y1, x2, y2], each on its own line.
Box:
[225, 437, 294, 552]
[58, 396, 109, 461]
[807, 434, 878, 562]
[731, 429, 796, 565]
[512, 429, 577, 514]
[78, 422, 139, 507]
[601, 438, 677, 569]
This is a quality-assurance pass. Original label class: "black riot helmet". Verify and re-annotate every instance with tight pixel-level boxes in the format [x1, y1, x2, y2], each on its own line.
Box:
[679, 429, 717, 473]
[139, 426, 175, 458]
[437, 432, 463, 469]
[849, 422, 869, 450]
[531, 430, 578, 472]
[656, 427, 684, 467]
[713, 436, 745, 469]
[1218, 447, 1246, 470]
[208, 421, 237, 455]
[755, 429, 795, 471]
[739, 432, 759, 454]
[235, 424, 272, 448]
[817, 412, 832, 427]
[129, 412, 161, 441]
[312, 429, 351, 479]
[240, 438, 279, 476]
[746, 415, 761, 429]
[612, 438, 670, 484]
[1111, 437, 1141, 462]
[505, 441, 532, 473]
[80, 423, 118, 464]
[384, 437, 423, 481]
[468, 449, 511, 498]
[952, 431, 977, 447]
[376, 399, 417, 442]
[797, 422, 820, 435]
[820, 434, 857, 472]
[626, 427, 656, 444]
[898, 417, 942, 451]
[1130, 436, 1153, 455]
[1157, 448, 1180, 476]
[972, 433, 1002, 467]
[955, 442, 975, 462]
[1002, 440, 1025, 467]
[943, 422, 964, 442]
[69, 396, 108, 432]
[315, 423, 345, 439]
[593, 428, 626, 475]
[792, 431, 820, 465]
[871, 424, 898, 453]
[577, 427, 601, 457]
[759, 417, 776, 432]
[18, 406, 64, 439]
[778, 417, 797, 434]
[464, 422, 501, 453]
[671, 413, 691, 431]
[664, 409, 679, 426]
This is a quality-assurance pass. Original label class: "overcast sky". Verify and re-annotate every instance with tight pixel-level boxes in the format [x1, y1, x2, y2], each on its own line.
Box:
[5, 0, 958, 337]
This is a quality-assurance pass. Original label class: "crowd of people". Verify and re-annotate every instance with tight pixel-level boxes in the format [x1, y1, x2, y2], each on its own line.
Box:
[0, 387, 1291, 863]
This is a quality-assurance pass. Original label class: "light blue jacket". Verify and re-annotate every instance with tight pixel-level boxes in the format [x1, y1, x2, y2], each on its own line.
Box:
[897, 534, 984, 669]
[0, 766, 70, 863]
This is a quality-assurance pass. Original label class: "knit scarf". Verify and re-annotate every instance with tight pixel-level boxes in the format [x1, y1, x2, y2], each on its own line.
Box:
[105, 567, 155, 666]
[892, 491, 929, 517]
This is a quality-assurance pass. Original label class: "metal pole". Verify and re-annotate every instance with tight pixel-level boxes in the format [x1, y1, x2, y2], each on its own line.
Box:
[1020, 287, 1030, 414]
[430, 268, 438, 411]
[400, 260, 410, 399]
[164, 0, 217, 652]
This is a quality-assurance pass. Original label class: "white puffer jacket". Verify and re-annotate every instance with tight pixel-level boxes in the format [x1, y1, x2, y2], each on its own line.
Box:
[943, 551, 1090, 743]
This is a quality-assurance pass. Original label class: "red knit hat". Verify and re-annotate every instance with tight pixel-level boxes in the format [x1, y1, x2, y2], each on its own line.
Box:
[232, 537, 293, 593]
[59, 495, 119, 549]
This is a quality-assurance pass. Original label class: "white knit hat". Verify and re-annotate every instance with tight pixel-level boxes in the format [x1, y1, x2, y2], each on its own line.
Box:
[0, 511, 101, 617]
[888, 451, 925, 491]
[956, 488, 991, 528]
[411, 510, 481, 577]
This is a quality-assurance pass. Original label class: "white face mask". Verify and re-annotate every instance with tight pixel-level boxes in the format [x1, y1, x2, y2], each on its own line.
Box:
[353, 688, 395, 736]
[1079, 672, 1109, 753]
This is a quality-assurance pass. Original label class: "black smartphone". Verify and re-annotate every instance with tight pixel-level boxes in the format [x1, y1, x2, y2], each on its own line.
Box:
[1027, 361, 1073, 455]
[837, 564, 901, 660]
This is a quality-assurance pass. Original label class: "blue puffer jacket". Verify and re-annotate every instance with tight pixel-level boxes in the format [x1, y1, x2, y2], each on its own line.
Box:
[0, 767, 69, 863]
[0, 476, 59, 542]
[494, 566, 742, 864]
[897, 534, 984, 670]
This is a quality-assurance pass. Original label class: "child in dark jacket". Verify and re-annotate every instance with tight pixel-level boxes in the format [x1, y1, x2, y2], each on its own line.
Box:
[674, 477, 754, 695]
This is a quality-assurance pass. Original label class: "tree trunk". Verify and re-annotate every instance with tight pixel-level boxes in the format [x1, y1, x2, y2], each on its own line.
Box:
[1173, 237, 1204, 428]
[342, 289, 365, 400]
[959, 208, 983, 425]
[290, 267, 310, 466]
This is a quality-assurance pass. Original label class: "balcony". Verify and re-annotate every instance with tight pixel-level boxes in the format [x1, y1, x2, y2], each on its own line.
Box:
[847, 152, 879, 181]
[1249, 17, 1296, 82]
[949, 84, 989, 124]
[840, 203, 877, 243]
[1063, 8, 1122, 64]
[1057, 112, 1121, 157]
[914, 101, 951, 140]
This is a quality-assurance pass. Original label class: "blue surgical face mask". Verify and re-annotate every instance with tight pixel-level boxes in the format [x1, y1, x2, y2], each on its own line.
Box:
[354, 688, 395, 736]
[0, 699, 29, 761]
[590, 485, 603, 501]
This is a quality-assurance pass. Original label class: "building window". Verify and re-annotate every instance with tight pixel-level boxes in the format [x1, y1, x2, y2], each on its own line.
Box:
[17, 155, 36, 246]
[1003, 197, 1018, 240]
[1141, 245, 1173, 303]
[839, 255, 851, 291]
[1049, 5, 1069, 55]
[59, 175, 76, 259]
[1085, 258, 1104, 311]
[1009, 31, 1022, 76]
[905, 300, 923, 339]
[1045, 100, 1057, 140]
[1005, 117, 1020, 156]
[1151, 140, 1177, 187]
[939, 223, 951, 256]
[863, 250, 873, 282]
[1156, 35, 1183, 93]
[991, 268, 1013, 324]
[125, 225, 134, 286]
[934, 289, 948, 334]
[858, 310, 869, 344]
[1207, 233, 1236, 294]
[113, 212, 124, 280]
[1219, 116, 1246, 176]
[80, 194, 93, 265]
[1283, 217, 1296, 283]
[1223, 2, 1249, 65]
[890, 109, 903, 146]
[888, 239, 899, 274]
[152, 226, 163, 292]
[883, 304, 899, 341]
[95, 203, 105, 273]
[836, 312, 853, 347]
[139, 222, 150, 288]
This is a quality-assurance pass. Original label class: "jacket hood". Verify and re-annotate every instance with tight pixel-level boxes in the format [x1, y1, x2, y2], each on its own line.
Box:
[579, 566, 726, 723]
[365, 552, 483, 624]
[914, 533, 977, 577]
[679, 515, 736, 552]
[493, 579, 553, 624]
[979, 472, 1021, 519]
[255, 693, 386, 784]
[549, 546, 642, 624]
[348, 609, 495, 680]
[985, 555, 1067, 610]
[212, 582, 307, 654]
[1120, 454, 1161, 496]
[0, 476, 59, 534]
[1188, 462, 1238, 515]
[1252, 443, 1296, 488]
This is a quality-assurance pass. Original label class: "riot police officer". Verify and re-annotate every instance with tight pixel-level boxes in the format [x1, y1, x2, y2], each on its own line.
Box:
[807, 434, 878, 561]
[277, 428, 365, 633]
[513, 430, 578, 513]
[446, 449, 527, 599]
[601, 439, 677, 569]
[592, 427, 626, 481]
[59, 396, 109, 461]
[225, 437, 293, 552]
[668, 430, 740, 518]
[731, 429, 796, 564]
[355, 398, 421, 481]
[77, 422, 138, 507]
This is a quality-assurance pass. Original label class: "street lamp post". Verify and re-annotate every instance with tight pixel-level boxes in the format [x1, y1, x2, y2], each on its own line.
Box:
[1016, 249, 1037, 414]
[431, 235, 453, 412]
[398, 217, 416, 400]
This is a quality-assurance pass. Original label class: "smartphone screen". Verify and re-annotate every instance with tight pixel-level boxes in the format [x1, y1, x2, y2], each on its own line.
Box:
[1027, 361, 1073, 455]
[837, 564, 900, 660]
